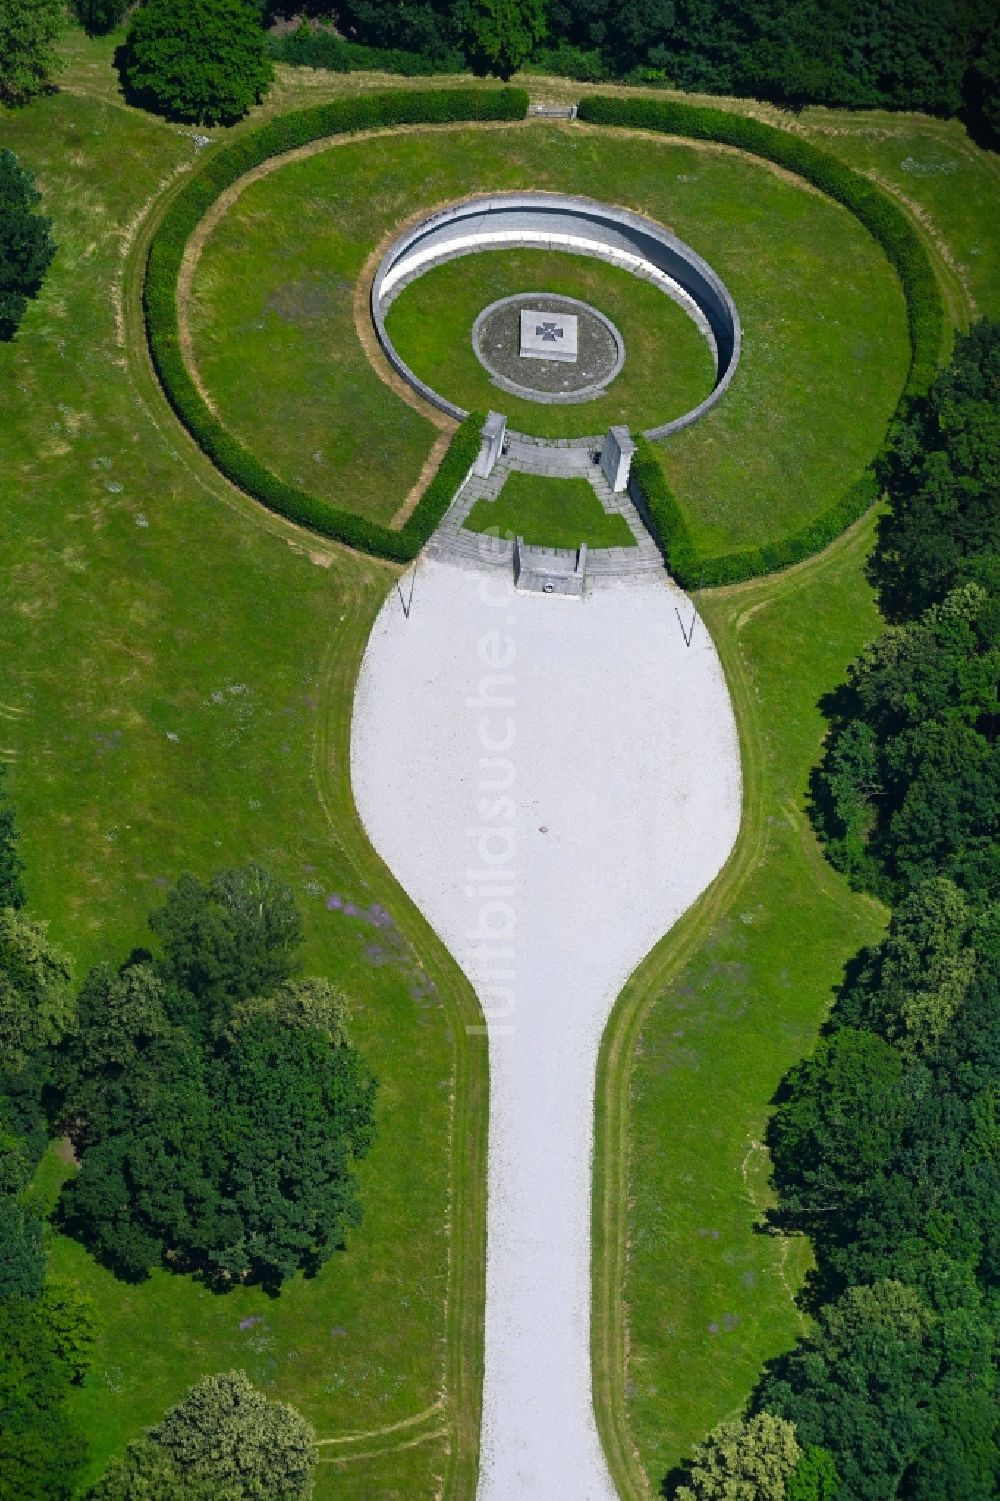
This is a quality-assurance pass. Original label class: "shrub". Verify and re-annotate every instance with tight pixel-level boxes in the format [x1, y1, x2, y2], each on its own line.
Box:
[268, 22, 464, 77]
[582, 95, 944, 584]
[527, 42, 609, 82]
[144, 88, 525, 559]
[121, 0, 273, 125]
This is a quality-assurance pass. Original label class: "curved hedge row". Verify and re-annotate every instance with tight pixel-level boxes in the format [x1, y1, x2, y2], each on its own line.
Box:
[144, 86, 527, 561]
[630, 437, 880, 588]
[579, 95, 944, 586]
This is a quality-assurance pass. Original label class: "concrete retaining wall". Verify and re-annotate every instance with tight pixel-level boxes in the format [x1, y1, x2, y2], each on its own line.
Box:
[371, 192, 741, 439]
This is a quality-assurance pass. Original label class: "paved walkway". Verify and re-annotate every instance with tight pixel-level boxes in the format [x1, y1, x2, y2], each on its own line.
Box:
[351, 558, 741, 1499]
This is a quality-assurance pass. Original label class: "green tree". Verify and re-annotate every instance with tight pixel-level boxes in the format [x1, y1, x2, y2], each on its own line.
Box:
[154, 1371, 315, 1497]
[768, 1028, 906, 1227]
[76, 0, 129, 36]
[88, 1440, 237, 1500]
[759, 1273, 996, 1501]
[0, 1194, 45, 1301]
[675, 1410, 801, 1499]
[965, 26, 1000, 145]
[52, 962, 198, 1149]
[0, 1298, 88, 1501]
[204, 1016, 376, 1283]
[120, 0, 273, 124]
[0, 149, 56, 342]
[0, 908, 73, 1073]
[58, 1012, 376, 1287]
[759, 1281, 935, 1500]
[459, 0, 547, 77]
[0, 1066, 49, 1185]
[786, 1446, 840, 1501]
[35, 1280, 96, 1385]
[0, 763, 26, 908]
[90, 1371, 315, 1499]
[331, 0, 463, 61]
[837, 877, 979, 1053]
[874, 320, 999, 621]
[906, 1381, 999, 1500]
[88, 1442, 232, 1501]
[57, 1080, 214, 1282]
[150, 864, 302, 1035]
[0, 0, 65, 106]
[812, 581, 1000, 903]
[222, 975, 348, 1045]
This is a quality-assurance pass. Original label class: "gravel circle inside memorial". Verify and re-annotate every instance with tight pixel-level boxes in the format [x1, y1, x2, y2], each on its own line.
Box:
[472, 293, 624, 401]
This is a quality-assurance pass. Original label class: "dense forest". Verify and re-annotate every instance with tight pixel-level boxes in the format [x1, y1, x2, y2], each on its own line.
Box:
[264, 0, 999, 139]
[57, 0, 998, 138]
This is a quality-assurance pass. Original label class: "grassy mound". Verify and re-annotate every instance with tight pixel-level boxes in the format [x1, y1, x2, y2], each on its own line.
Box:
[186, 119, 908, 568]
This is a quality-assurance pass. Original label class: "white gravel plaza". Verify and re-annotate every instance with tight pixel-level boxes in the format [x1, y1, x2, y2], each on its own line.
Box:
[351, 556, 741, 1500]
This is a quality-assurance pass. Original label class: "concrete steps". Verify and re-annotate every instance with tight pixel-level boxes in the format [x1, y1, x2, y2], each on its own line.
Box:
[425, 433, 668, 586]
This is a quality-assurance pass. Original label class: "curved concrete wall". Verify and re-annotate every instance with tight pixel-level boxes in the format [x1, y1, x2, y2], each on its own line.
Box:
[370, 192, 741, 439]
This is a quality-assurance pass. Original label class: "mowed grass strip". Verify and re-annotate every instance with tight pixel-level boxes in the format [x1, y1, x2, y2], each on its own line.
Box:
[385, 248, 715, 437]
[188, 121, 909, 561]
[593, 517, 888, 1497]
[1, 47, 483, 1499]
[464, 472, 636, 548]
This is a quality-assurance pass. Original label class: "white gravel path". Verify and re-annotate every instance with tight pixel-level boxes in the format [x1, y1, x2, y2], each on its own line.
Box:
[350, 558, 741, 1500]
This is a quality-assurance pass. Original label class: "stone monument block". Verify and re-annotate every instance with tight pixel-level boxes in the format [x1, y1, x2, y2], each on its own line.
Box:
[474, 411, 507, 479]
[599, 425, 636, 492]
[513, 537, 587, 597]
[519, 309, 579, 364]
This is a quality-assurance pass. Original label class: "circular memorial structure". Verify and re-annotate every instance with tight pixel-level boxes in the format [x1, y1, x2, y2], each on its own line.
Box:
[371, 191, 741, 439]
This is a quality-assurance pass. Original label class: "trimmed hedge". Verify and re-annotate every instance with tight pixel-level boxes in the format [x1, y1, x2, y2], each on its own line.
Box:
[144, 87, 526, 560]
[628, 438, 698, 581]
[580, 94, 944, 585]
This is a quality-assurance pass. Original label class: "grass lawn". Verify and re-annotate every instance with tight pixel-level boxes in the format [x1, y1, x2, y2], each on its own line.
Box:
[187, 118, 909, 562]
[1, 32, 488, 1500]
[464, 472, 636, 548]
[385, 248, 715, 437]
[795, 108, 1000, 333]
